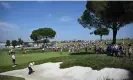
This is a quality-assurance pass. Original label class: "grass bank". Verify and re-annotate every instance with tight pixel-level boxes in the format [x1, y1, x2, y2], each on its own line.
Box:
[0, 75, 25, 80]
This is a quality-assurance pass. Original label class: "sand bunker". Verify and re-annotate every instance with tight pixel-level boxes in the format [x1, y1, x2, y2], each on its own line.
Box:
[0, 62, 132, 80]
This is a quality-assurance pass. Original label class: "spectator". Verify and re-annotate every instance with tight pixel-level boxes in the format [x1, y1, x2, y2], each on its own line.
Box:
[128, 44, 132, 59]
[113, 44, 119, 57]
[60, 48, 63, 55]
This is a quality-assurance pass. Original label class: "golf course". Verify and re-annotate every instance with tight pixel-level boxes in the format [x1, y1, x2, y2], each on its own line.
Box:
[1, 1, 133, 80]
[0, 39, 133, 80]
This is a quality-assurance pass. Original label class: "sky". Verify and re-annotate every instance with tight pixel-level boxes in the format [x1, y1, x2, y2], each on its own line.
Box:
[0, 1, 133, 42]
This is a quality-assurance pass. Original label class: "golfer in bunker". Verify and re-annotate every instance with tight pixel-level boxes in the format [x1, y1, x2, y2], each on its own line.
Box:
[28, 62, 35, 75]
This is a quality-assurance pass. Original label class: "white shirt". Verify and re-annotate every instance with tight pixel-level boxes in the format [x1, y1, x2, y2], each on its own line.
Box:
[29, 63, 33, 67]
[129, 47, 132, 53]
[61, 48, 63, 52]
[12, 55, 15, 59]
[114, 45, 118, 49]
[42, 48, 44, 50]
[69, 49, 71, 52]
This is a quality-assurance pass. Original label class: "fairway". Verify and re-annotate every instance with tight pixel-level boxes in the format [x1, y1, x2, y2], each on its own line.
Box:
[0, 50, 69, 66]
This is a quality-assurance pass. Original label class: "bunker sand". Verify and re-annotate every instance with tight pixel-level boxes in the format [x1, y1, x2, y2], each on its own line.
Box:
[0, 62, 132, 80]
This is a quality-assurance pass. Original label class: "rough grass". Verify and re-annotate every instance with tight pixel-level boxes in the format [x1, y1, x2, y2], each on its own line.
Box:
[0, 75, 25, 80]
[60, 54, 133, 72]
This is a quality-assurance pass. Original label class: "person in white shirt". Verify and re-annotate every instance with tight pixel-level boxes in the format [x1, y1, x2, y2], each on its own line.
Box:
[60, 48, 63, 55]
[28, 62, 35, 75]
[68, 48, 71, 52]
[9, 50, 11, 55]
[113, 44, 119, 57]
[42, 48, 45, 52]
[12, 54, 16, 67]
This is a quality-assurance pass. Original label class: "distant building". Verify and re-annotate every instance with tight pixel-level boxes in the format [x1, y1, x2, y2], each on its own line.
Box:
[0, 42, 6, 49]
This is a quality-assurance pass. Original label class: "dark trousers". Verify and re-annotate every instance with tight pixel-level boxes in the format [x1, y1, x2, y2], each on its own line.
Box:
[113, 50, 118, 57]
[128, 53, 131, 59]
[12, 59, 16, 65]
[109, 50, 113, 56]
[28, 67, 33, 75]
[120, 50, 124, 57]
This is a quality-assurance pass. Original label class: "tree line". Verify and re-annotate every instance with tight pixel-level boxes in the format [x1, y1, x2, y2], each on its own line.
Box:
[5, 28, 56, 48]
[5, 38, 24, 48]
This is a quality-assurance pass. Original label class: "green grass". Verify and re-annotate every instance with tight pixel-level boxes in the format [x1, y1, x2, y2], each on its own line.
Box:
[1, 52, 133, 73]
[0, 50, 69, 66]
[0, 75, 25, 80]
[1, 52, 133, 80]
[0, 49, 69, 80]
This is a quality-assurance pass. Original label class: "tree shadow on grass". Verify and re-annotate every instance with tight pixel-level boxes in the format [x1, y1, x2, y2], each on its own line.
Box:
[69, 52, 95, 55]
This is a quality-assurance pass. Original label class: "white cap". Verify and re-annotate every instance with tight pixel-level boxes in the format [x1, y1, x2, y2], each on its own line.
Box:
[33, 62, 35, 65]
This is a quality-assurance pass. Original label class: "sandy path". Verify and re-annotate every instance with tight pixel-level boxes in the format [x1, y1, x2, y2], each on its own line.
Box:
[0, 62, 132, 80]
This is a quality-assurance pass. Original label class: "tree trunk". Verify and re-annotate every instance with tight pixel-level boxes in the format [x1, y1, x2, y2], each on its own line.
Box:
[46, 37, 48, 48]
[100, 35, 103, 41]
[43, 40, 45, 48]
[112, 24, 118, 44]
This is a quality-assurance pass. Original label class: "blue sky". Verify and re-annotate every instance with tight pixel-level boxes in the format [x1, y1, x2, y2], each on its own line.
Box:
[0, 1, 133, 42]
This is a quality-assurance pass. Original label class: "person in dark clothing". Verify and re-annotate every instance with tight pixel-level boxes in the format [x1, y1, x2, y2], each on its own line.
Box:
[128, 44, 132, 59]
[94, 45, 96, 54]
[123, 47, 126, 58]
[106, 44, 113, 56]
[85, 47, 88, 52]
[113, 44, 119, 57]
[106, 44, 110, 55]
[119, 44, 124, 57]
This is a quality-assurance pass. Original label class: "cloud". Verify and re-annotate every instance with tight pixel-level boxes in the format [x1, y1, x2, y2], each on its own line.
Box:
[0, 22, 20, 31]
[0, 2, 11, 9]
[60, 16, 73, 22]
[0, 22, 20, 41]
